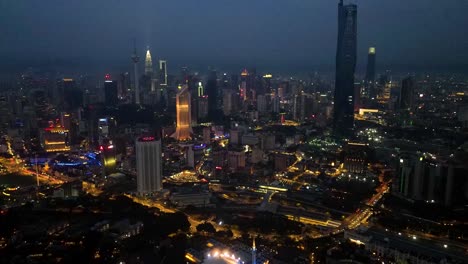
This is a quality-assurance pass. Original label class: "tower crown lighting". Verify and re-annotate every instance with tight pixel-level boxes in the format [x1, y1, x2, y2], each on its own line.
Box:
[145, 47, 153, 74]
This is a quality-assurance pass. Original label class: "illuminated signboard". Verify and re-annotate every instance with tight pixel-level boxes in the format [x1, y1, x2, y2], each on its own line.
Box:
[139, 136, 156, 142]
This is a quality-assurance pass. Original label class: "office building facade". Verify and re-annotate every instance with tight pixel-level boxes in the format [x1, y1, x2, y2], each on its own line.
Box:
[172, 86, 193, 140]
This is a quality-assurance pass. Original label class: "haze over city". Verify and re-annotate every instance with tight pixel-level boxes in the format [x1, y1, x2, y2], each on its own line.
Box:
[0, 1, 467, 264]
[1, 0, 468, 73]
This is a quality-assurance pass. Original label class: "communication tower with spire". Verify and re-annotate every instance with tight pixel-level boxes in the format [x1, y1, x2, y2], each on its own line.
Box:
[131, 40, 140, 105]
[252, 236, 257, 264]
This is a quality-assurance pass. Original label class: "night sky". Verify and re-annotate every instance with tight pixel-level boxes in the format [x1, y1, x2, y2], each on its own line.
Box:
[1, 0, 467, 72]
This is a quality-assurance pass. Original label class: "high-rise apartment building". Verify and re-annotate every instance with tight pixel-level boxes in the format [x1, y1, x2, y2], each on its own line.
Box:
[395, 152, 468, 207]
[136, 136, 162, 195]
[228, 148, 246, 171]
[257, 94, 267, 113]
[223, 89, 236, 116]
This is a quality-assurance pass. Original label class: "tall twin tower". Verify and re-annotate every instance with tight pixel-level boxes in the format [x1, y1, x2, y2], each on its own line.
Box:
[130, 45, 152, 105]
[145, 47, 153, 75]
[131, 45, 168, 105]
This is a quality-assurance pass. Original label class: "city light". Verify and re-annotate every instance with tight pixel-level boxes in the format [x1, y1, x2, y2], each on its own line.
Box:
[1, 2, 465, 264]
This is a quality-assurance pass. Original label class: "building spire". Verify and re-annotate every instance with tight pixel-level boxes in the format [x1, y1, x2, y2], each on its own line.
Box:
[145, 46, 153, 75]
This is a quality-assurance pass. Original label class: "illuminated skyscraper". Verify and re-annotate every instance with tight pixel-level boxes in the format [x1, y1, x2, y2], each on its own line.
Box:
[172, 86, 193, 140]
[240, 69, 248, 101]
[334, 0, 357, 135]
[159, 60, 167, 86]
[364, 47, 377, 99]
[136, 136, 162, 194]
[365, 47, 376, 83]
[42, 125, 70, 152]
[197, 81, 204, 97]
[145, 47, 153, 75]
[100, 141, 116, 176]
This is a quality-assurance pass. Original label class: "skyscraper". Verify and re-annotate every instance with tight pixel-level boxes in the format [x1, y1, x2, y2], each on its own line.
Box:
[58, 78, 83, 111]
[400, 77, 414, 111]
[334, 0, 357, 135]
[206, 70, 220, 121]
[172, 85, 193, 140]
[364, 47, 377, 100]
[365, 47, 376, 83]
[100, 141, 116, 176]
[197, 81, 204, 97]
[197, 96, 209, 120]
[240, 69, 248, 102]
[136, 136, 162, 195]
[104, 75, 118, 107]
[223, 89, 235, 116]
[159, 60, 168, 86]
[118, 72, 130, 100]
[42, 126, 70, 152]
[145, 47, 153, 76]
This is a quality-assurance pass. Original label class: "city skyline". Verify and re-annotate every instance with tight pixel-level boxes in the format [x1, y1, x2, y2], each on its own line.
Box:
[0, 1, 467, 264]
[1, 1, 468, 74]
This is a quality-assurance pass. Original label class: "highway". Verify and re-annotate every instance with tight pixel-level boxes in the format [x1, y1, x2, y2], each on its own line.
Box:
[0, 157, 64, 186]
[344, 180, 390, 229]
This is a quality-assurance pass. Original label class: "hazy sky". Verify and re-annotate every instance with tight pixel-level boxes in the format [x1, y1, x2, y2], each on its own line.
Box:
[1, 0, 467, 72]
